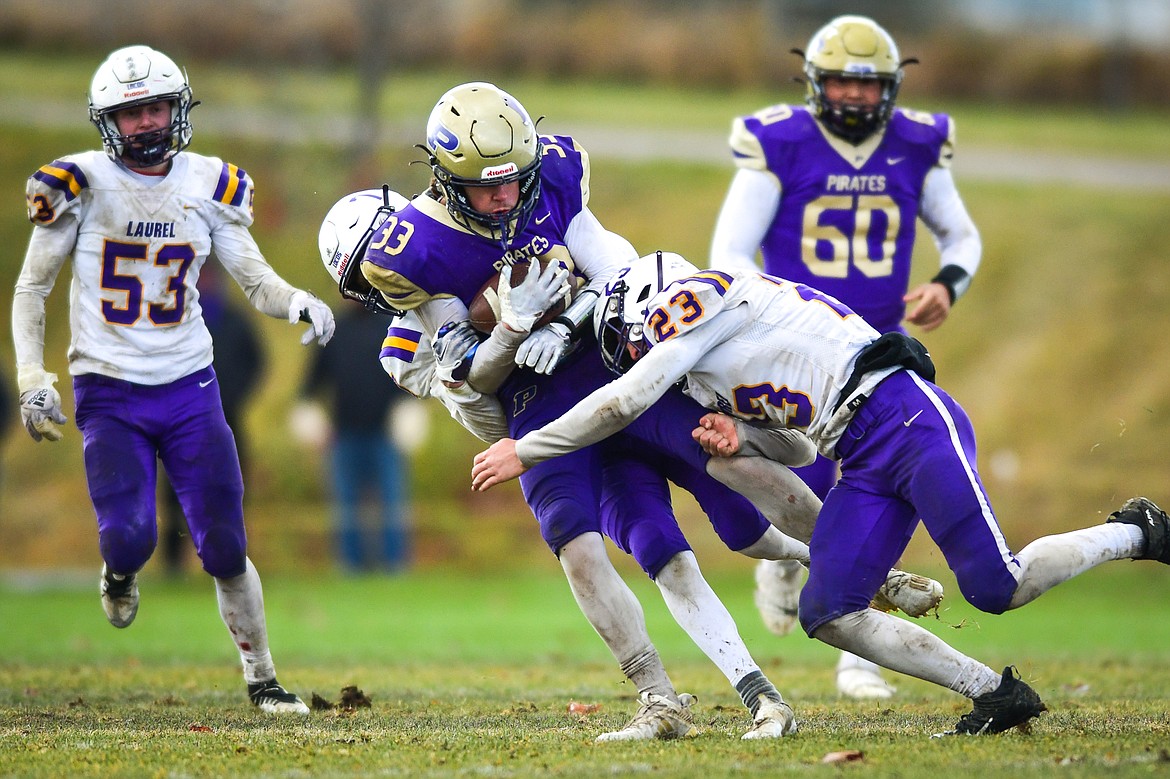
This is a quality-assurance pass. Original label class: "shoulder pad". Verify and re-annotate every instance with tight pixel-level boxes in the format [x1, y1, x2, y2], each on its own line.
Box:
[646, 271, 735, 343]
[360, 262, 450, 312]
[27, 158, 91, 225]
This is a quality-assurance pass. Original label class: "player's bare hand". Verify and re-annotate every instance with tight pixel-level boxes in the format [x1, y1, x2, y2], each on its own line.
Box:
[693, 412, 741, 457]
[903, 282, 951, 332]
[471, 438, 527, 490]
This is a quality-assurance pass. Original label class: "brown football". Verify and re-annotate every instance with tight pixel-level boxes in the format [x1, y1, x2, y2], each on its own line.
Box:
[468, 259, 575, 334]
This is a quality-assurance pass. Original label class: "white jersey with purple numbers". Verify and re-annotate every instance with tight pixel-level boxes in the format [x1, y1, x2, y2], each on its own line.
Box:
[641, 270, 898, 456]
[23, 151, 271, 384]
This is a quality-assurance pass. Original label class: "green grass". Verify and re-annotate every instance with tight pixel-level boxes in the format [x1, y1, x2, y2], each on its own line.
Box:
[3, 564, 1170, 778]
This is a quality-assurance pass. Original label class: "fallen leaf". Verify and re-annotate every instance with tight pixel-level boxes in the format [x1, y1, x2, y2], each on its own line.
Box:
[822, 750, 864, 764]
[567, 701, 602, 715]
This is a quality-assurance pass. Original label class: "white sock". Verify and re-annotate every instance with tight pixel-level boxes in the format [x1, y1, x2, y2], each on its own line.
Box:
[836, 651, 883, 676]
[705, 456, 821, 544]
[215, 557, 276, 684]
[655, 551, 760, 683]
[559, 533, 675, 700]
[736, 527, 811, 565]
[815, 609, 1001, 698]
[1009, 523, 1143, 609]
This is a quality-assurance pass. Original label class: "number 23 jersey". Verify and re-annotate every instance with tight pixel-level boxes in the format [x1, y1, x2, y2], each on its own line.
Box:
[25, 150, 257, 384]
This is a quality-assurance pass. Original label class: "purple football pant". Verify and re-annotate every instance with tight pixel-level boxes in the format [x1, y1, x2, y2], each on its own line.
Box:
[800, 370, 1022, 635]
[506, 344, 770, 570]
[73, 366, 247, 579]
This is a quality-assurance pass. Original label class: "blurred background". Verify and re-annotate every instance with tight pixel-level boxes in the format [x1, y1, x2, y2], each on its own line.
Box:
[1, 0, 1169, 581]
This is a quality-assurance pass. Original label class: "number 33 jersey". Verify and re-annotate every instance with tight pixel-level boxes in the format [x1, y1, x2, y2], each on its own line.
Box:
[729, 104, 953, 333]
[24, 151, 257, 384]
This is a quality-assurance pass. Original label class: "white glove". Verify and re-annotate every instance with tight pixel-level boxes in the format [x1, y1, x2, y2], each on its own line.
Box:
[432, 320, 482, 388]
[515, 321, 572, 375]
[497, 261, 570, 334]
[17, 366, 67, 443]
[289, 291, 336, 346]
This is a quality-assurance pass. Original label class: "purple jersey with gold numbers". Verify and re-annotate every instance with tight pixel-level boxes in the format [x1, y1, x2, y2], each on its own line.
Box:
[733, 106, 951, 333]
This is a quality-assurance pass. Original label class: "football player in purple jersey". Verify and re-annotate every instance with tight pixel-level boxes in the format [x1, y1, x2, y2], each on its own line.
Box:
[11, 45, 334, 714]
[709, 14, 982, 698]
[339, 82, 942, 739]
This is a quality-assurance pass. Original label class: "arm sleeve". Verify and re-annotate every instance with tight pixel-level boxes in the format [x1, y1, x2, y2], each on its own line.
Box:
[513, 335, 699, 466]
[708, 168, 780, 273]
[211, 222, 302, 318]
[12, 218, 76, 371]
[919, 167, 981, 299]
[733, 423, 818, 467]
[564, 206, 637, 295]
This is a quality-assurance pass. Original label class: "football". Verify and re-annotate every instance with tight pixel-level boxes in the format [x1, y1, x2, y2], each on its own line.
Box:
[468, 258, 575, 334]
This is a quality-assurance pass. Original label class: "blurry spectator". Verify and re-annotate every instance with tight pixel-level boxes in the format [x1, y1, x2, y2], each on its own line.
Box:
[159, 261, 266, 575]
[293, 302, 415, 572]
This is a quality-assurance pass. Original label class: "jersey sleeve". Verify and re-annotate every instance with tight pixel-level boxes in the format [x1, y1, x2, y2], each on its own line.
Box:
[205, 160, 256, 227]
[645, 271, 735, 345]
[26, 158, 90, 226]
[728, 116, 768, 172]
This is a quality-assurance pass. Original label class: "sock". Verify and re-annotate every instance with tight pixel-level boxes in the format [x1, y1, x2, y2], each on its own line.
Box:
[214, 557, 276, 684]
[734, 670, 783, 717]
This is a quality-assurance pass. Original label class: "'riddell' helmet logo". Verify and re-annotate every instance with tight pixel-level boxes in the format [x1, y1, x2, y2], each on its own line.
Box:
[482, 163, 519, 179]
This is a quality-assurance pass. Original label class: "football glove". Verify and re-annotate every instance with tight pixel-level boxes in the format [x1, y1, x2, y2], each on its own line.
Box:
[432, 320, 482, 388]
[515, 321, 572, 375]
[289, 291, 336, 346]
[497, 261, 570, 334]
[17, 367, 67, 443]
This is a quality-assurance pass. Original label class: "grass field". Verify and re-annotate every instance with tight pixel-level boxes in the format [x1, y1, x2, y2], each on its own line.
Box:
[2, 53, 1170, 778]
[3, 563, 1170, 778]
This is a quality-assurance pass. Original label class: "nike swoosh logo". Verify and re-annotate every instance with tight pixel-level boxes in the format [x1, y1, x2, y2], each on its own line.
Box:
[199, 379, 214, 388]
[534, 212, 551, 225]
[887, 156, 906, 165]
[903, 410, 923, 427]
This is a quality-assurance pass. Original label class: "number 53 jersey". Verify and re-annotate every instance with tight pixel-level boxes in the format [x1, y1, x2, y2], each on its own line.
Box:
[24, 150, 257, 384]
[729, 104, 953, 333]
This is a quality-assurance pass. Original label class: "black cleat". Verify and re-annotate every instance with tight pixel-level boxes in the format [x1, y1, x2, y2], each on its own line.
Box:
[248, 678, 310, 715]
[943, 666, 1047, 736]
[1107, 497, 1170, 563]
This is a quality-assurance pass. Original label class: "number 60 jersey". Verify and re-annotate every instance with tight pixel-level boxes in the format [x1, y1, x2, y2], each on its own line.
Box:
[729, 104, 952, 333]
[22, 150, 275, 385]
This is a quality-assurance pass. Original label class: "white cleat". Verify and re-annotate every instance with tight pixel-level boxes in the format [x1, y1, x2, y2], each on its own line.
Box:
[837, 666, 896, 700]
[99, 564, 139, 629]
[596, 692, 695, 742]
[870, 569, 944, 618]
[753, 559, 804, 636]
[742, 698, 798, 739]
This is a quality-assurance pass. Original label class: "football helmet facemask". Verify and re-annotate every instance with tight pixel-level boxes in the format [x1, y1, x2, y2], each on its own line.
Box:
[88, 45, 197, 167]
[424, 82, 542, 251]
[318, 187, 411, 316]
[801, 15, 904, 145]
[594, 251, 700, 375]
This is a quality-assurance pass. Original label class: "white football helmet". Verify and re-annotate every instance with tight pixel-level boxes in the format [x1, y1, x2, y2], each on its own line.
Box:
[88, 45, 196, 167]
[594, 251, 699, 375]
[802, 15, 905, 144]
[318, 187, 411, 315]
[424, 82, 542, 250]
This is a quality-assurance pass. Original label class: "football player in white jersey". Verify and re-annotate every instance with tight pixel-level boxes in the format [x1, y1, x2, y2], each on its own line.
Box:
[709, 14, 983, 699]
[472, 252, 1170, 736]
[11, 45, 336, 715]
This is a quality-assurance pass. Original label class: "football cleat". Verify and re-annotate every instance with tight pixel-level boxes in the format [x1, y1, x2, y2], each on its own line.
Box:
[248, 679, 310, 715]
[595, 692, 695, 742]
[1107, 497, 1170, 564]
[753, 559, 804, 636]
[99, 564, 139, 629]
[870, 569, 944, 618]
[938, 666, 1046, 736]
[837, 665, 896, 700]
[741, 698, 798, 740]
